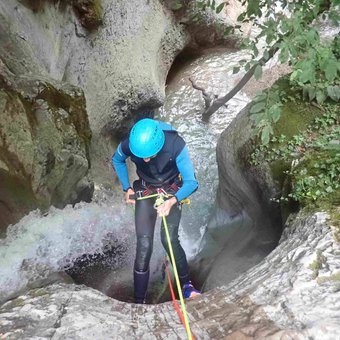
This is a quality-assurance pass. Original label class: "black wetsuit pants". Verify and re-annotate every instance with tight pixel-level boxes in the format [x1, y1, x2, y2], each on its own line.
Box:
[133, 182, 190, 303]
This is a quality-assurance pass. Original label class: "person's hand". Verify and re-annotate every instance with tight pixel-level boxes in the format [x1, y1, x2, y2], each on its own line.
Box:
[156, 197, 177, 217]
[124, 188, 136, 204]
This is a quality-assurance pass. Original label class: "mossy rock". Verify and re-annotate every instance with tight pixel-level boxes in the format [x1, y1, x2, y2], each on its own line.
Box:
[249, 77, 339, 225]
[18, 0, 103, 30]
[272, 78, 324, 139]
[317, 272, 340, 284]
[3, 297, 26, 309]
[72, 0, 103, 30]
[29, 288, 49, 298]
[0, 63, 93, 232]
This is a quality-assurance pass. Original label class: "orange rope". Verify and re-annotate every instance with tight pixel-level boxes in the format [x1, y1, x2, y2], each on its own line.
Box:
[164, 258, 195, 340]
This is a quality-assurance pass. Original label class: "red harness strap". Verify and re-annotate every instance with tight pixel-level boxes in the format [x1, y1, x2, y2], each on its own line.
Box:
[141, 179, 181, 197]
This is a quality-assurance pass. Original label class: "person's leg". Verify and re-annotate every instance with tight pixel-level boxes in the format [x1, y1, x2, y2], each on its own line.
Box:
[134, 185, 157, 304]
[160, 204, 191, 286]
[160, 202, 200, 298]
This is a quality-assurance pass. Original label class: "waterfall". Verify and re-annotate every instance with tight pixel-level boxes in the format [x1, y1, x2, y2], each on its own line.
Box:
[0, 48, 251, 303]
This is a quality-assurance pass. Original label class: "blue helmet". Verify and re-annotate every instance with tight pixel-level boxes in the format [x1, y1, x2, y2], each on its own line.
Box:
[129, 119, 165, 158]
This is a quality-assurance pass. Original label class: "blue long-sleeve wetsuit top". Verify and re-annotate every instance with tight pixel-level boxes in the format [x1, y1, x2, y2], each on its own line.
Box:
[112, 121, 198, 202]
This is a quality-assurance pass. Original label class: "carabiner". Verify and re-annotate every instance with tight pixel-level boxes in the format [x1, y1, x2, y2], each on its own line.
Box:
[153, 194, 165, 209]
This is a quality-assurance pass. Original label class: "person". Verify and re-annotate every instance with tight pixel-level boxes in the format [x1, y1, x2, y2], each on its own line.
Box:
[112, 118, 200, 304]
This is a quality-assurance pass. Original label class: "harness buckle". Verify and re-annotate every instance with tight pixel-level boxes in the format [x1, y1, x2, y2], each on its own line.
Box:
[157, 188, 168, 196]
[136, 190, 144, 199]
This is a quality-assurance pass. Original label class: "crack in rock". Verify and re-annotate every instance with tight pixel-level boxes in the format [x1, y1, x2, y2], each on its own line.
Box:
[50, 294, 73, 339]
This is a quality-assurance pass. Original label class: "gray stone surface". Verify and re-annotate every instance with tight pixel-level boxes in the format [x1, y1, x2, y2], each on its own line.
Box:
[225, 211, 340, 339]
[0, 0, 189, 227]
[0, 0, 245, 228]
[195, 104, 282, 290]
[0, 0, 190, 187]
[0, 61, 92, 232]
[1, 212, 338, 339]
[0, 284, 284, 339]
[1, 1, 338, 338]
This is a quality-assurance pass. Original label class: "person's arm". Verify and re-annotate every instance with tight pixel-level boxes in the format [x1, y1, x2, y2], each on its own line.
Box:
[175, 146, 198, 202]
[112, 143, 130, 191]
[112, 143, 135, 204]
[157, 146, 198, 217]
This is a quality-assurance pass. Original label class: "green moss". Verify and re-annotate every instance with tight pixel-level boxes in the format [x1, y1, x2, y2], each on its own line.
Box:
[274, 100, 322, 139]
[92, 0, 102, 19]
[36, 82, 92, 146]
[270, 159, 290, 187]
[265, 78, 324, 140]
[72, 0, 103, 30]
[29, 288, 49, 298]
[251, 83, 339, 225]
[309, 249, 328, 279]
[317, 271, 340, 284]
[313, 198, 340, 242]
[4, 298, 26, 309]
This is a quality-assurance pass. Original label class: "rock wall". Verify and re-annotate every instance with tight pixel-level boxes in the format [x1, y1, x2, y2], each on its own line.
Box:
[0, 0, 245, 228]
[0, 0, 191, 187]
[1, 211, 338, 339]
[0, 0, 188, 228]
[225, 211, 340, 338]
[193, 103, 282, 291]
[0, 61, 92, 232]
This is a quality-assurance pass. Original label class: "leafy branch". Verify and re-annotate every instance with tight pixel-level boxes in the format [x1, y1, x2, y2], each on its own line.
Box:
[191, 0, 339, 143]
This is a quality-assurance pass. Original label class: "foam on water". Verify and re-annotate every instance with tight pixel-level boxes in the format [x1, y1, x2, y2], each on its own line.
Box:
[0, 199, 135, 302]
[160, 48, 251, 240]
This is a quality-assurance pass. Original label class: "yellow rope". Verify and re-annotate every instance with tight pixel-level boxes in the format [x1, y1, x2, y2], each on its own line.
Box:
[136, 193, 193, 340]
[162, 213, 193, 340]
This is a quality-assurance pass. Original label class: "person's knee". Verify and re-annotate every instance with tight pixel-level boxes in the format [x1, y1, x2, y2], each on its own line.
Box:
[161, 226, 180, 249]
[135, 235, 153, 272]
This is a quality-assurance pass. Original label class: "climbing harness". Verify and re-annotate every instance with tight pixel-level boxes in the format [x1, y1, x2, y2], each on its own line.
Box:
[139, 178, 191, 204]
[134, 191, 194, 340]
[135, 181, 191, 206]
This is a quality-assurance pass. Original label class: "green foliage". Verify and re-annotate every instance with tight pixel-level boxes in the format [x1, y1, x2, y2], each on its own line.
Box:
[195, 0, 340, 143]
[251, 105, 340, 205]
[289, 36, 340, 105]
[177, 0, 339, 146]
[249, 86, 283, 144]
[290, 152, 339, 202]
[172, 1, 184, 10]
[196, 0, 227, 12]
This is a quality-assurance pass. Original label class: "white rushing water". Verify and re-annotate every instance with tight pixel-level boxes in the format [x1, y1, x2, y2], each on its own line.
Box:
[0, 48, 251, 303]
[160, 48, 251, 247]
[0, 199, 135, 303]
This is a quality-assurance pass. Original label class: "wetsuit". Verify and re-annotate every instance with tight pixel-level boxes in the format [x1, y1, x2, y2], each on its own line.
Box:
[112, 121, 198, 303]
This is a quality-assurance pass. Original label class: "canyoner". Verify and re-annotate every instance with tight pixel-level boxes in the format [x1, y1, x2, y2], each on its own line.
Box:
[133, 191, 195, 339]
[112, 117, 201, 305]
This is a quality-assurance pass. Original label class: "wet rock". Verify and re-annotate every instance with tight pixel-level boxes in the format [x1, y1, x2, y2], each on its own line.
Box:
[72, 0, 103, 30]
[0, 284, 285, 339]
[0, 0, 190, 186]
[0, 62, 93, 232]
[1, 211, 338, 339]
[225, 211, 340, 338]
[195, 103, 282, 290]
[0, 0, 248, 186]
